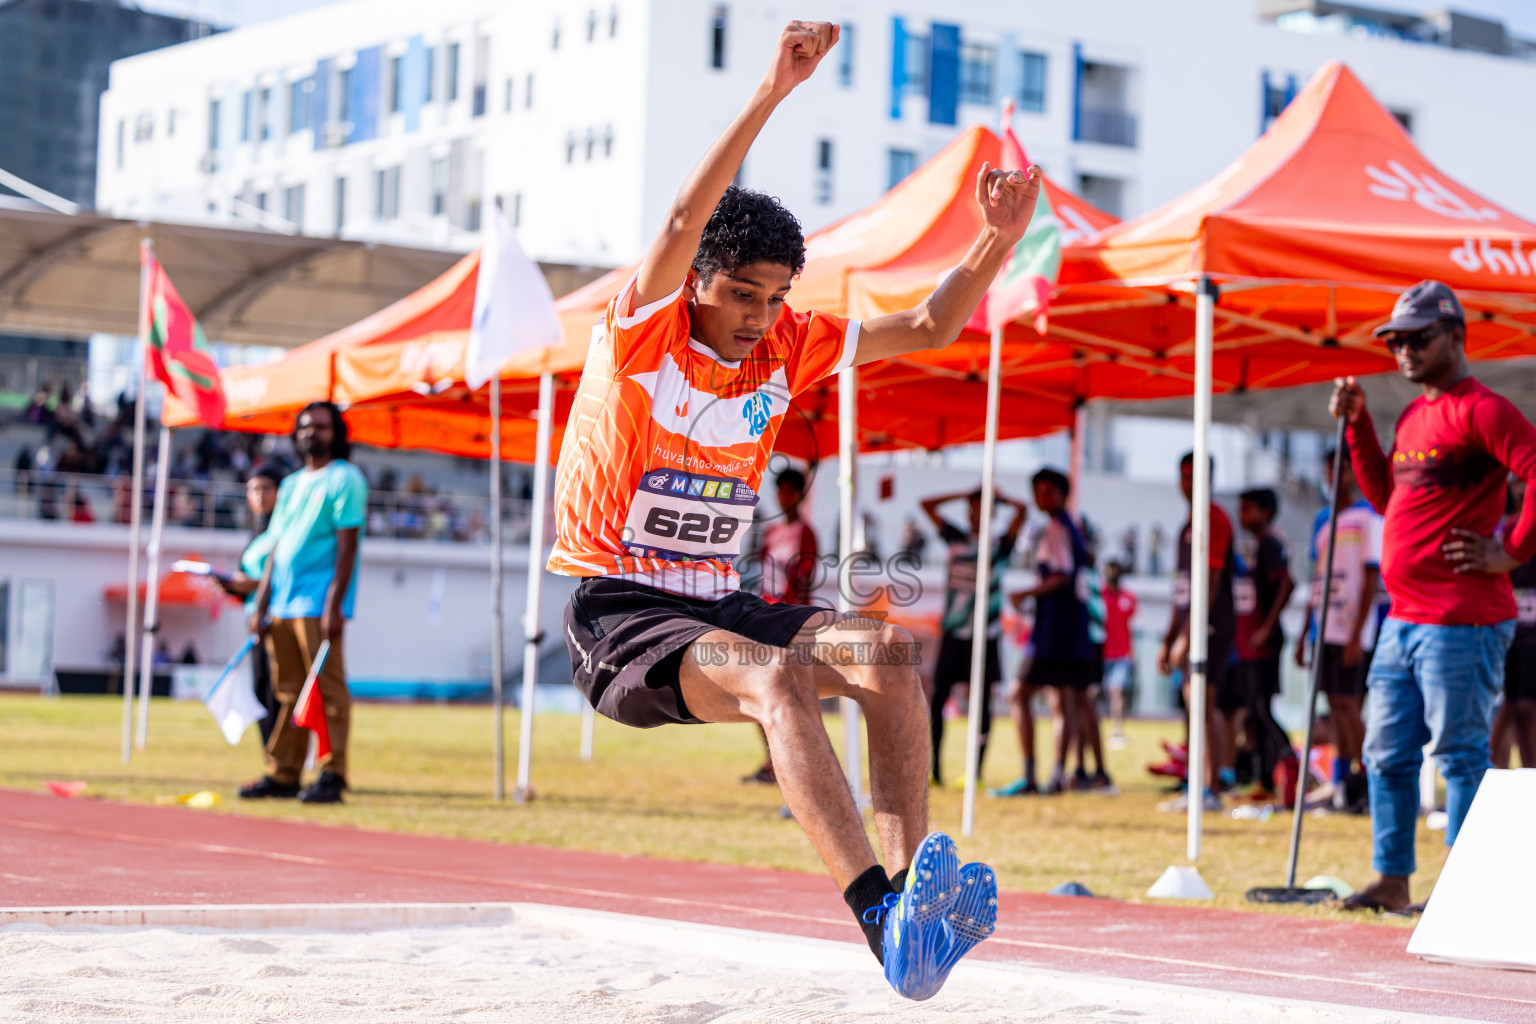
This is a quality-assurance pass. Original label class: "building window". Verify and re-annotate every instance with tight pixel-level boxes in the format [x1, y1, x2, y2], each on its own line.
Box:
[167, 108, 177, 137]
[887, 148, 917, 190]
[959, 44, 994, 105]
[1076, 173, 1123, 219]
[258, 87, 272, 141]
[552, 19, 561, 50]
[710, 6, 727, 69]
[116, 120, 125, 168]
[587, 8, 598, 42]
[838, 23, 854, 86]
[584, 128, 596, 161]
[207, 99, 220, 150]
[447, 43, 460, 101]
[504, 77, 514, 112]
[511, 191, 521, 227]
[1018, 51, 1046, 112]
[815, 138, 833, 204]
[609, 4, 619, 37]
[603, 124, 613, 158]
[284, 183, 305, 225]
[431, 157, 448, 216]
[903, 34, 928, 94]
[375, 165, 400, 220]
[425, 46, 437, 102]
[334, 175, 347, 233]
[240, 89, 252, 141]
[525, 72, 534, 108]
[288, 78, 310, 132]
[565, 133, 576, 163]
[338, 67, 354, 126]
[466, 197, 482, 232]
[255, 192, 268, 212]
[134, 112, 154, 142]
[389, 55, 403, 113]
[1390, 108, 1413, 134]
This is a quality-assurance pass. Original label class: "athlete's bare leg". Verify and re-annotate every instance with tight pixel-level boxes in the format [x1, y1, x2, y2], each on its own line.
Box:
[677, 611, 927, 888]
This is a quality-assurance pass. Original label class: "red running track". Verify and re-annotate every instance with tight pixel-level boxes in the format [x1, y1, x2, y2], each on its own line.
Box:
[1, 787, 1530, 1021]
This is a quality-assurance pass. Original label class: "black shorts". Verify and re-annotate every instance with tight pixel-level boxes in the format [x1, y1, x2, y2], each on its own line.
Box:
[563, 578, 823, 729]
[1237, 655, 1282, 703]
[1507, 644, 1536, 703]
[1026, 656, 1094, 690]
[935, 633, 1002, 688]
[1317, 643, 1369, 698]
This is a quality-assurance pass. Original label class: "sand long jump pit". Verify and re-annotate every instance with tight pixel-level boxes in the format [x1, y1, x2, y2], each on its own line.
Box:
[0, 902, 1465, 1024]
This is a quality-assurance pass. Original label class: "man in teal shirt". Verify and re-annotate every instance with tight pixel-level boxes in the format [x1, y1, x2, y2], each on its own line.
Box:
[241, 401, 368, 805]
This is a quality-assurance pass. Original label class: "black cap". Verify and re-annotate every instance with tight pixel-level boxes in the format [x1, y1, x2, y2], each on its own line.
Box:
[1373, 280, 1465, 337]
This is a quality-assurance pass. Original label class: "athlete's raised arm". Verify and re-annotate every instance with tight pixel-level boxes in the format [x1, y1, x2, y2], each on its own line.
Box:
[631, 21, 838, 309]
[853, 163, 1041, 366]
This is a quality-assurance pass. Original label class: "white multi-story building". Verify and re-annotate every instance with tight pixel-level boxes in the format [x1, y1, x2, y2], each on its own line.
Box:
[97, 0, 1536, 270]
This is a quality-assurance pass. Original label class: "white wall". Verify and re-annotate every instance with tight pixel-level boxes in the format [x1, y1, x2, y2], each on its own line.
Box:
[0, 519, 574, 691]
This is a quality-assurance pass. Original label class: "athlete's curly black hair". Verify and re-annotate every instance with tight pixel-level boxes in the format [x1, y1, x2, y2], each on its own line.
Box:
[691, 186, 806, 285]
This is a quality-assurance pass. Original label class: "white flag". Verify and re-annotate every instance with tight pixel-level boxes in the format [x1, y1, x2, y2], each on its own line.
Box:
[202, 636, 266, 745]
[465, 201, 563, 390]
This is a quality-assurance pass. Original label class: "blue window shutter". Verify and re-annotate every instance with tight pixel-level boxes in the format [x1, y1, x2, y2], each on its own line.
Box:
[890, 17, 907, 119]
[349, 46, 382, 143]
[403, 35, 426, 133]
[1260, 69, 1270, 135]
[1071, 42, 1084, 141]
[1284, 73, 1297, 105]
[927, 23, 959, 126]
[311, 58, 333, 150]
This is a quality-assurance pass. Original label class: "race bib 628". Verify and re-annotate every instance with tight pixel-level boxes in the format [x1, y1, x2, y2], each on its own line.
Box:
[622, 468, 758, 563]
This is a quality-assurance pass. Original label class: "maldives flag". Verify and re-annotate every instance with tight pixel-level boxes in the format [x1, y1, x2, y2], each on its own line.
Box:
[291, 640, 332, 761]
[141, 243, 226, 427]
[972, 124, 1061, 336]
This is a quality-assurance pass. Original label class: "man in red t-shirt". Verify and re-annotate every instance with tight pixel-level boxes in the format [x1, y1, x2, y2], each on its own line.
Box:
[1331, 280, 1536, 913]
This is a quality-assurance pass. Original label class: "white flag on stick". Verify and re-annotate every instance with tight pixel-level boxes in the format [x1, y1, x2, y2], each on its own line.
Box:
[202, 635, 266, 745]
[464, 201, 563, 391]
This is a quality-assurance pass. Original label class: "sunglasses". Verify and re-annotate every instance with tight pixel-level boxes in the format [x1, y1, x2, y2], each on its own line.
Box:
[1383, 326, 1451, 355]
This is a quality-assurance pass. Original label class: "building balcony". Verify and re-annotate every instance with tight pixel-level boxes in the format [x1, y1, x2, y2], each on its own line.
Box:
[1077, 106, 1138, 148]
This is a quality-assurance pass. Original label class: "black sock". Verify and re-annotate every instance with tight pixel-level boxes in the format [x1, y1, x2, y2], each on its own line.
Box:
[843, 864, 895, 964]
[891, 867, 908, 894]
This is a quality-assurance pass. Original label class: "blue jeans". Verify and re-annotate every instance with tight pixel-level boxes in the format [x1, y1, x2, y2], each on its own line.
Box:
[1363, 617, 1513, 876]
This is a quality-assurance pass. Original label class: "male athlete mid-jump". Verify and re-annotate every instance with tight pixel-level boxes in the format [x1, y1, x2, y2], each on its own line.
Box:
[549, 22, 1039, 999]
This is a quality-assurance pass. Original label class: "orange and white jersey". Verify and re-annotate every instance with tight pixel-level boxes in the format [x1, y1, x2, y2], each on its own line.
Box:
[548, 276, 857, 599]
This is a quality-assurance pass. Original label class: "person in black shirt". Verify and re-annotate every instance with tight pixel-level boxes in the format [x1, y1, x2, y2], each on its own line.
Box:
[1235, 488, 1297, 794]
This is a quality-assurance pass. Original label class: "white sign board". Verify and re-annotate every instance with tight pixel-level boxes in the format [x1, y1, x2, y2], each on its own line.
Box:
[1408, 769, 1536, 971]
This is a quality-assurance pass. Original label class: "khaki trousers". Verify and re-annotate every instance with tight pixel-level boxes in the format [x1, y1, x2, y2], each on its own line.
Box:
[264, 617, 351, 783]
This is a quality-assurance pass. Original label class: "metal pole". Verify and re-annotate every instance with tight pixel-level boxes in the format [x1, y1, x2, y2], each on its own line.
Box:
[1285, 413, 1348, 887]
[490, 374, 505, 800]
[580, 703, 595, 761]
[1068, 402, 1085, 516]
[514, 371, 553, 801]
[961, 324, 1004, 837]
[121, 241, 152, 764]
[1186, 277, 1217, 861]
[135, 423, 171, 749]
[837, 365, 862, 804]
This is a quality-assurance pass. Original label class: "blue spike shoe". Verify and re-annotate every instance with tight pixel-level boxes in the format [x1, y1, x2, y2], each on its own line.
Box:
[872, 832, 996, 1001]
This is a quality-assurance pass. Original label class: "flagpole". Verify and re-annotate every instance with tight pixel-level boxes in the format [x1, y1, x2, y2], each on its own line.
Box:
[515, 370, 553, 802]
[135, 423, 171, 748]
[961, 323, 1003, 837]
[836, 366, 862, 805]
[490, 372, 505, 801]
[121, 239, 153, 764]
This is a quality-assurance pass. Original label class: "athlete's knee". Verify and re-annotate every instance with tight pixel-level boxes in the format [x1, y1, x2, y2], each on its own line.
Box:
[752, 658, 819, 722]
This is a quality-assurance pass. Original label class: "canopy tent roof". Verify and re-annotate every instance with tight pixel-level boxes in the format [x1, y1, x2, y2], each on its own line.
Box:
[1034, 61, 1536, 399]
[0, 204, 464, 349]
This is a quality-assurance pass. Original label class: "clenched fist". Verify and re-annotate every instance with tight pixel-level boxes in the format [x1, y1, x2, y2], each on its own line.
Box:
[976, 162, 1042, 244]
[763, 21, 839, 97]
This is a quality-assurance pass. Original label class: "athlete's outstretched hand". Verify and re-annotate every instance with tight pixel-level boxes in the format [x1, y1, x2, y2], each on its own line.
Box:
[976, 163, 1042, 243]
[763, 21, 839, 96]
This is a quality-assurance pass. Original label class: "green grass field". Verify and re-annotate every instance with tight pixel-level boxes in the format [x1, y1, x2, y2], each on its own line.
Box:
[0, 693, 1442, 923]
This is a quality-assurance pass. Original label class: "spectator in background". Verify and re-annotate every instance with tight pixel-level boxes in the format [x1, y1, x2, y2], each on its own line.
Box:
[1331, 280, 1536, 913]
[241, 403, 367, 806]
[921, 486, 1027, 789]
[70, 492, 94, 523]
[1295, 449, 1382, 813]
[1236, 488, 1297, 797]
[1148, 524, 1166, 577]
[1101, 560, 1137, 748]
[740, 467, 821, 786]
[1494, 477, 1536, 769]
[180, 642, 199, 665]
[1158, 451, 1235, 812]
[216, 464, 284, 744]
[997, 469, 1095, 796]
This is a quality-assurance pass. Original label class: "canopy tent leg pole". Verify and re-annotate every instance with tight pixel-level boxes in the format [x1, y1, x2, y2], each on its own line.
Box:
[514, 371, 553, 803]
[1185, 277, 1218, 863]
[490, 374, 505, 801]
[121, 245, 153, 765]
[837, 366, 862, 806]
[135, 423, 171, 750]
[961, 324, 1004, 837]
[1068, 401, 1086, 516]
[580, 703, 594, 762]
